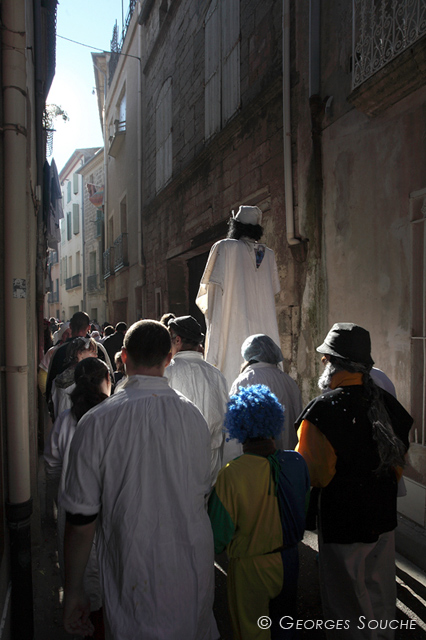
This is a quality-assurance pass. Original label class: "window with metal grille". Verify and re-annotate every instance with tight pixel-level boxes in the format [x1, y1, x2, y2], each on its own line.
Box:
[352, 0, 426, 89]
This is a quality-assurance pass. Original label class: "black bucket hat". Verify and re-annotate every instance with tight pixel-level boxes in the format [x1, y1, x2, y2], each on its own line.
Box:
[168, 315, 204, 343]
[316, 323, 374, 366]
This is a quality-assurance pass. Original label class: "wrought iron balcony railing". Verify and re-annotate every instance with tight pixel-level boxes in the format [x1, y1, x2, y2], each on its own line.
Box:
[108, 0, 137, 85]
[47, 291, 59, 303]
[353, 0, 426, 89]
[103, 247, 115, 279]
[65, 273, 81, 290]
[114, 233, 129, 271]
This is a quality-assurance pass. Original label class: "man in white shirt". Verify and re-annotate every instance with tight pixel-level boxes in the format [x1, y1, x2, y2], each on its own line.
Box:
[165, 315, 228, 485]
[61, 320, 217, 640]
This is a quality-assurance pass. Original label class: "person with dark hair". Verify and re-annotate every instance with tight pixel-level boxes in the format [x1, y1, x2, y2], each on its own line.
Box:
[51, 337, 98, 419]
[196, 205, 281, 386]
[208, 385, 309, 640]
[38, 322, 72, 395]
[46, 312, 113, 412]
[46, 311, 91, 405]
[295, 323, 413, 638]
[61, 320, 217, 639]
[160, 311, 176, 326]
[44, 357, 111, 640]
[113, 351, 127, 392]
[101, 325, 115, 339]
[102, 321, 127, 364]
[165, 315, 228, 484]
[224, 334, 302, 466]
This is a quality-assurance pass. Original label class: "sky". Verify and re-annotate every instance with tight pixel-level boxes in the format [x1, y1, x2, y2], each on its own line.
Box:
[47, 0, 126, 173]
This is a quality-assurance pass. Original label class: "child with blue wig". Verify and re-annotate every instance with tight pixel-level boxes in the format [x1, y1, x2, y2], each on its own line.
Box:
[208, 385, 309, 639]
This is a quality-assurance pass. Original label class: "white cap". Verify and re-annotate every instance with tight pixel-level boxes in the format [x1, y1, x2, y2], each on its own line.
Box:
[232, 205, 262, 225]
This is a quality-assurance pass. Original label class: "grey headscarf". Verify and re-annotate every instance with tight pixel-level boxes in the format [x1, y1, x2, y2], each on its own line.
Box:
[241, 334, 284, 364]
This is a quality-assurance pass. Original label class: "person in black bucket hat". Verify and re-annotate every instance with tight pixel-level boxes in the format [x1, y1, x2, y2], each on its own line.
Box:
[316, 322, 374, 366]
[165, 315, 228, 485]
[295, 323, 413, 638]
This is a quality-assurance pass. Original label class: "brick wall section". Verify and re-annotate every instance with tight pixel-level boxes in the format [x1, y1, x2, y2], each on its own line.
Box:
[141, 0, 297, 355]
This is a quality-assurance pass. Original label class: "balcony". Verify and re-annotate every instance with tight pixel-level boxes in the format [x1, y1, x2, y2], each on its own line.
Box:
[103, 247, 115, 279]
[108, 0, 137, 85]
[350, 0, 426, 116]
[108, 119, 126, 157]
[114, 233, 129, 271]
[65, 273, 81, 290]
[47, 291, 59, 303]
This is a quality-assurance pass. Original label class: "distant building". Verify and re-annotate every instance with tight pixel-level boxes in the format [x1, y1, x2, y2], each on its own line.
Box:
[78, 149, 107, 325]
[57, 148, 100, 320]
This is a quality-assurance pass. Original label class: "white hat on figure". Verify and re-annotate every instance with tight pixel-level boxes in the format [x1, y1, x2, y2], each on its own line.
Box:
[232, 205, 262, 225]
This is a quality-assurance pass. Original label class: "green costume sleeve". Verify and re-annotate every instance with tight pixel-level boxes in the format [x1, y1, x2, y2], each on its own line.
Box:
[208, 488, 236, 554]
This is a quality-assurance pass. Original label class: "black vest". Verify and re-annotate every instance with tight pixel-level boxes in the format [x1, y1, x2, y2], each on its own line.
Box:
[297, 385, 412, 543]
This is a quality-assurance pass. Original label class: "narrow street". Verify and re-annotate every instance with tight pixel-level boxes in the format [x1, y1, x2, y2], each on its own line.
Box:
[32, 459, 426, 640]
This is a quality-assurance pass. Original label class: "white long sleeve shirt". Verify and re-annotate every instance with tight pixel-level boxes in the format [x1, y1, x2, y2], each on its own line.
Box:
[165, 350, 228, 484]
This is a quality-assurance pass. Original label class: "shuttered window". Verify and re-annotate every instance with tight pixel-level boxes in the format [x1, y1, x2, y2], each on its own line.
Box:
[205, 1, 221, 139]
[156, 78, 173, 192]
[67, 212, 72, 240]
[73, 173, 79, 194]
[73, 204, 80, 234]
[205, 0, 240, 140]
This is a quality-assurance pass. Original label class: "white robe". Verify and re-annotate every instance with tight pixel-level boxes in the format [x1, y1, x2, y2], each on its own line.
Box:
[165, 350, 228, 484]
[43, 409, 102, 610]
[224, 362, 302, 466]
[196, 238, 281, 387]
[61, 374, 217, 640]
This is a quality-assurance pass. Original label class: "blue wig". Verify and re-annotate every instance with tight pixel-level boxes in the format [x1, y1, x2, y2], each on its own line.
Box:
[225, 384, 285, 444]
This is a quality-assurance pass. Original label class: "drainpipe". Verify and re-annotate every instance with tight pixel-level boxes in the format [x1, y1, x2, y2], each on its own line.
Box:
[81, 161, 86, 313]
[309, 0, 324, 259]
[282, 0, 301, 246]
[2, 0, 34, 638]
[137, 20, 146, 277]
[93, 61, 108, 320]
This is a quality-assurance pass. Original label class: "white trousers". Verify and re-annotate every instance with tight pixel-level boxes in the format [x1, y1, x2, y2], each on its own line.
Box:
[319, 530, 396, 640]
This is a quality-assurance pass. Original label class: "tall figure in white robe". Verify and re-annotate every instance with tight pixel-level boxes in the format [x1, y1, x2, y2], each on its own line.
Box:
[196, 205, 281, 387]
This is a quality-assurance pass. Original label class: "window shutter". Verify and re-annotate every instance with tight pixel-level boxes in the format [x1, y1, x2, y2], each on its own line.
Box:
[205, 0, 221, 139]
[73, 173, 79, 194]
[221, 0, 240, 125]
[73, 204, 80, 234]
[67, 212, 72, 240]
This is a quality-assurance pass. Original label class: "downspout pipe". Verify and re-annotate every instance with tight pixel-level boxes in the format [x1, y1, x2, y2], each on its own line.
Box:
[93, 61, 108, 318]
[2, 0, 34, 638]
[282, 0, 301, 246]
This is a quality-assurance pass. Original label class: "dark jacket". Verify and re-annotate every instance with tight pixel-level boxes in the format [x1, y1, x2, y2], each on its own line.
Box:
[296, 385, 412, 543]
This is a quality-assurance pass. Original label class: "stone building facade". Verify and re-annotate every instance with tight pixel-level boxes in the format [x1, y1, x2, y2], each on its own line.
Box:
[94, 0, 426, 533]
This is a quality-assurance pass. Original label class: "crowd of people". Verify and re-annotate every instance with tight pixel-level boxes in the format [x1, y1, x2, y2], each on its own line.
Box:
[39, 206, 412, 640]
[39, 312, 413, 640]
